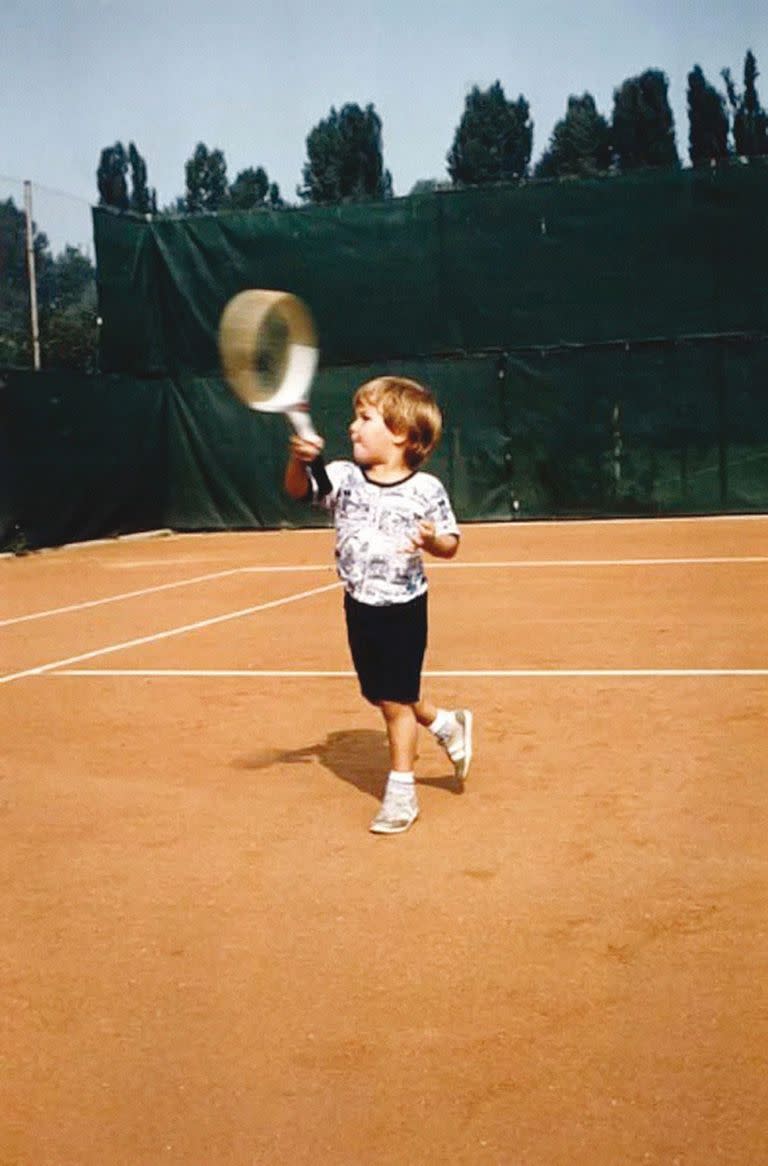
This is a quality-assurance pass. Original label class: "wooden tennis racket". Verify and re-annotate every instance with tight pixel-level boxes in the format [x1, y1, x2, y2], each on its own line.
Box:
[218, 289, 321, 443]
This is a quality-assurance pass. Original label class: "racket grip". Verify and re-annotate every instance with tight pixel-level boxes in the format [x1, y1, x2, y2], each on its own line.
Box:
[309, 453, 333, 499]
[288, 408, 320, 444]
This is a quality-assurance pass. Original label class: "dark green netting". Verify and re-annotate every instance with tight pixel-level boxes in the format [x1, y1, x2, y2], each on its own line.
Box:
[2, 371, 167, 550]
[94, 165, 768, 376]
[3, 167, 767, 550]
[3, 335, 767, 551]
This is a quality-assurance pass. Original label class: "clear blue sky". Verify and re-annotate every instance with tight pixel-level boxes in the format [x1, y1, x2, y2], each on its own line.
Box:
[1, 0, 764, 256]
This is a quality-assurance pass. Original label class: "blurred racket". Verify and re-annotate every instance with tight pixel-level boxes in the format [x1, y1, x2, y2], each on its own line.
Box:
[218, 289, 320, 444]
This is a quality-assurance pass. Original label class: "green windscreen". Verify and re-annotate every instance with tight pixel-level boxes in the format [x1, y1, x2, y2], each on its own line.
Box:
[2, 165, 767, 551]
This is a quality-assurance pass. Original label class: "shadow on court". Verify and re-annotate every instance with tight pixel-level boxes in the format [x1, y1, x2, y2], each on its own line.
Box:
[234, 728, 459, 799]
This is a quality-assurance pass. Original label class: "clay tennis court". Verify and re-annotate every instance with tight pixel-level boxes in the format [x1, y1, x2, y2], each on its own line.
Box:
[2, 515, 767, 1165]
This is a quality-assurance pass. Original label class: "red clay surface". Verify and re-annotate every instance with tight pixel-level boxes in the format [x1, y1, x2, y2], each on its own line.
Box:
[1, 517, 767, 1165]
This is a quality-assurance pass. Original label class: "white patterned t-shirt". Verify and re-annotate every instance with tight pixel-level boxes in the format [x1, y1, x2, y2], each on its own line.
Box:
[314, 461, 459, 606]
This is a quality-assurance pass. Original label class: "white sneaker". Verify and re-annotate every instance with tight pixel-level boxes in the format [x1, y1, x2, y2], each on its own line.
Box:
[369, 781, 419, 835]
[436, 709, 473, 782]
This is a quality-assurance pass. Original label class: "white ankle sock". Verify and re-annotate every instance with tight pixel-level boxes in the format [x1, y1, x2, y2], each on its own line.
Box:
[388, 770, 415, 786]
[429, 709, 453, 737]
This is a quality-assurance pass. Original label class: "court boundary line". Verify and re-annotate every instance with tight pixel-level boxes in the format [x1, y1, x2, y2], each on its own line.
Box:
[47, 667, 768, 679]
[0, 567, 250, 628]
[0, 582, 340, 686]
[2, 555, 765, 629]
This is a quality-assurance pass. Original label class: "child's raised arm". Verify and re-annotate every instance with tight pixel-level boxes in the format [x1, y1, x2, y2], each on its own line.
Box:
[284, 434, 324, 499]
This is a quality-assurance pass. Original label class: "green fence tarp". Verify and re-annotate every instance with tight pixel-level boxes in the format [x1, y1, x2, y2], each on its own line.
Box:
[4, 167, 767, 551]
[94, 165, 768, 378]
[3, 336, 767, 551]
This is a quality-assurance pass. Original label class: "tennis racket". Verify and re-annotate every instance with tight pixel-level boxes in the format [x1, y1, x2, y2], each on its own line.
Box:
[218, 289, 321, 443]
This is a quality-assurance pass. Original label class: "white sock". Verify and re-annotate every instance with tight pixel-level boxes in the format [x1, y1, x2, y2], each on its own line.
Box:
[388, 770, 415, 786]
[429, 709, 453, 737]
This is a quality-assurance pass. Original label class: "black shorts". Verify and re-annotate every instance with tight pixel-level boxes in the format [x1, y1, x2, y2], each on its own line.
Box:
[344, 591, 428, 704]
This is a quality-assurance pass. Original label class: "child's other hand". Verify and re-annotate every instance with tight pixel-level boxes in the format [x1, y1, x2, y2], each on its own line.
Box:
[289, 434, 324, 463]
[407, 520, 459, 559]
[409, 520, 437, 553]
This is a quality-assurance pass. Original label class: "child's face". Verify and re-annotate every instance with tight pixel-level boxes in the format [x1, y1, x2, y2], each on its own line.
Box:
[349, 398, 404, 468]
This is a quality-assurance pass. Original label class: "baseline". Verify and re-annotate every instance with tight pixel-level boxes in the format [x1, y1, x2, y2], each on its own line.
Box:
[48, 667, 768, 679]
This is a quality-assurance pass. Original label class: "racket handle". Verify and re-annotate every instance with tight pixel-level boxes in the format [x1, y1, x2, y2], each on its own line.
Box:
[309, 453, 333, 499]
[288, 408, 320, 444]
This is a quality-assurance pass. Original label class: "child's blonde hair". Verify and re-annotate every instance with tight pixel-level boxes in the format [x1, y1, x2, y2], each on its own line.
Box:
[354, 376, 443, 469]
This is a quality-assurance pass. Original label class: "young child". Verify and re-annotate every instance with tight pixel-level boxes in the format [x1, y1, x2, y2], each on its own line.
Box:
[284, 375, 473, 835]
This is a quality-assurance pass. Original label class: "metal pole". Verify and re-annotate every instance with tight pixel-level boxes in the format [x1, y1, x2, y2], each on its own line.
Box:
[23, 180, 41, 370]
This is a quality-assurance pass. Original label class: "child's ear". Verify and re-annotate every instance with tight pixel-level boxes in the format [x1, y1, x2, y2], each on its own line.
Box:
[391, 429, 407, 447]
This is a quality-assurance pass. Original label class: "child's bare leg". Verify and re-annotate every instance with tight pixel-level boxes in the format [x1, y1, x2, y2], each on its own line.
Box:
[414, 697, 439, 728]
[379, 700, 418, 771]
[369, 701, 420, 834]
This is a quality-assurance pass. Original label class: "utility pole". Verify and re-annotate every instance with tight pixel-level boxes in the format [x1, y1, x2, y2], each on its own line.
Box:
[23, 180, 41, 370]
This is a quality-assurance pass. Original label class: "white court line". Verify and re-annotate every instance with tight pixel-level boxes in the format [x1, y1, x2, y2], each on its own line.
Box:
[0, 567, 249, 628]
[3, 556, 764, 628]
[49, 667, 768, 679]
[0, 582, 340, 686]
[474, 513, 768, 529]
[428, 556, 768, 569]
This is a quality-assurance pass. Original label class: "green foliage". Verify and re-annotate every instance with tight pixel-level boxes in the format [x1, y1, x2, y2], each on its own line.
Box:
[447, 82, 532, 185]
[97, 141, 155, 213]
[184, 143, 229, 212]
[40, 246, 98, 372]
[41, 286, 99, 373]
[229, 166, 283, 210]
[722, 50, 768, 158]
[687, 66, 730, 166]
[534, 93, 611, 179]
[409, 178, 450, 195]
[0, 198, 52, 367]
[612, 69, 680, 170]
[0, 198, 97, 372]
[128, 143, 156, 214]
[299, 103, 393, 204]
[97, 142, 129, 210]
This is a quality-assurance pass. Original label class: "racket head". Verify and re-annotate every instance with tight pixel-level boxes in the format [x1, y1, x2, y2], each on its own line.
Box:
[218, 289, 318, 413]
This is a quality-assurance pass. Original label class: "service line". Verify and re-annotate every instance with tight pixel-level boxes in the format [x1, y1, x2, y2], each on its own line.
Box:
[0, 582, 340, 686]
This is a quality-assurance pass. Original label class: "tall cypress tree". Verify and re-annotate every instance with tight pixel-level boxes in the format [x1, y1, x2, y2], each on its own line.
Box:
[722, 50, 768, 158]
[612, 69, 680, 170]
[687, 66, 730, 166]
[97, 143, 129, 210]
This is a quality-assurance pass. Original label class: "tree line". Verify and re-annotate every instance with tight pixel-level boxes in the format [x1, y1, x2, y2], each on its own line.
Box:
[1, 51, 765, 373]
[98, 51, 768, 213]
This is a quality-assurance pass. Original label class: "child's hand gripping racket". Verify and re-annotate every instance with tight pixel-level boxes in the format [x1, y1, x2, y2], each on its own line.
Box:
[218, 288, 331, 495]
[218, 289, 321, 445]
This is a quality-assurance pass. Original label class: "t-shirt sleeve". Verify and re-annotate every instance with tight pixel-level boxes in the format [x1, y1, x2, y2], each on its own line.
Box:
[425, 478, 460, 537]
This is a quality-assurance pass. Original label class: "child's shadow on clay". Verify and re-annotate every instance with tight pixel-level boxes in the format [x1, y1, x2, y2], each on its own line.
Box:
[236, 729, 460, 800]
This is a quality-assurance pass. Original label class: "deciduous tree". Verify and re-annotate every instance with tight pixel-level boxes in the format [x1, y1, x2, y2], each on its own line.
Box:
[299, 103, 392, 203]
[229, 166, 283, 209]
[447, 82, 533, 185]
[534, 93, 611, 178]
[184, 143, 229, 212]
